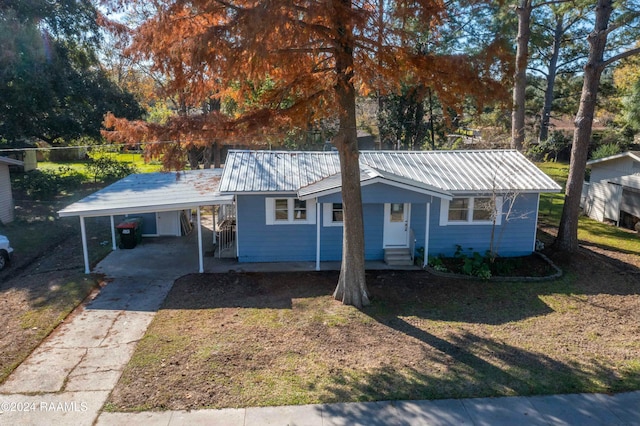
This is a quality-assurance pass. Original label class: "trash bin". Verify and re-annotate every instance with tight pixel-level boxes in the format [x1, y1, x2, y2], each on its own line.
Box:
[116, 217, 143, 249]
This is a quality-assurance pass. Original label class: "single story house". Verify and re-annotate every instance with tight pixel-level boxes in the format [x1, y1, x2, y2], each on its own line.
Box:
[219, 150, 561, 267]
[581, 151, 640, 228]
[0, 156, 24, 224]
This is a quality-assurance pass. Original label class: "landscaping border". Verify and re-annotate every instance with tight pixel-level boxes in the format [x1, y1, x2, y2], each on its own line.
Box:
[424, 251, 563, 282]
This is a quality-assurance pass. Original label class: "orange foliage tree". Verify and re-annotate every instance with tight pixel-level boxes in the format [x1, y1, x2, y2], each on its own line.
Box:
[101, 0, 510, 307]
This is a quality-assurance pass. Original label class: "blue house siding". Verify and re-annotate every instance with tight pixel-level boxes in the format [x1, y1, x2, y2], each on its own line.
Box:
[409, 202, 428, 254]
[318, 184, 432, 204]
[428, 194, 539, 258]
[236, 195, 317, 262]
[318, 203, 385, 261]
[236, 192, 540, 263]
[137, 213, 158, 235]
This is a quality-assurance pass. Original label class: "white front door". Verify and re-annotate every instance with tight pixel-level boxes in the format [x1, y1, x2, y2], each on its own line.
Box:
[383, 203, 410, 247]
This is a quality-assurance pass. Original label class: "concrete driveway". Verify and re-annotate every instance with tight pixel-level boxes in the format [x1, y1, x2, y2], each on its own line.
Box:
[0, 234, 200, 425]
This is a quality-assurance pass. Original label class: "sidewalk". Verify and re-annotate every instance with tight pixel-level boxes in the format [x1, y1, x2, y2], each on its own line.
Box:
[97, 391, 640, 425]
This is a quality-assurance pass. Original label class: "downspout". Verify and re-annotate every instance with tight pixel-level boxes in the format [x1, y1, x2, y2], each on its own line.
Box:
[212, 207, 217, 245]
[424, 200, 431, 268]
[80, 216, 90, 274]
[110, 215, 117, 251]
[316, 199, 321, 271]
[197, 206, 204, 273]
[235, 196, 239, 259]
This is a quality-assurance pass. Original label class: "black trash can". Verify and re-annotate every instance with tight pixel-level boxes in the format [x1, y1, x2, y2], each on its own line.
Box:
[116, 217, 143, 249]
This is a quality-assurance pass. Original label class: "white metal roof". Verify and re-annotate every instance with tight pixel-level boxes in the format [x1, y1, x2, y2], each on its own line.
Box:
[297, 166, 453, 200]
[587, 151, 640, 166]
[0, 156, 24, 166]
[219, 150, 342, 192]
[220, 150, 561, 195]
[59, 169, 233, 218]
[608, 174, 640, 190]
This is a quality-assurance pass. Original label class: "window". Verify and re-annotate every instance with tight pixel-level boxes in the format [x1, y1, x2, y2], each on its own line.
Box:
[447, 198, 469, 222]
[472, 197, 493, 221]
[440, 196, 502, 226]
[323, 203, 343, 227]
[266, 198, 316, 225]
[390, 203, 405, 222]
[332, 203, 343, 222]
[275, 199, 289, 221]
[294, 199, 307, 220]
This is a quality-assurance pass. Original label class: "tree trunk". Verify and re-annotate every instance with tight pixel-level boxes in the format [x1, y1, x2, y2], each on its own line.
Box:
[203, 143, 212, 169]
[539, 15, 563, 143]
[556, 0, 612, 252]
[332, 0, 369, 308]
[512, 0, 532, 151]
[187, 147, 200, 169]
[213, 141, 221, 168]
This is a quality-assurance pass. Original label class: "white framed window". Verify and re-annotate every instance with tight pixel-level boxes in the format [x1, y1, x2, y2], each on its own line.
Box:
[323, 203, 344, 227]
[266, 198, 316, 225]
[439, 196, 502, 226]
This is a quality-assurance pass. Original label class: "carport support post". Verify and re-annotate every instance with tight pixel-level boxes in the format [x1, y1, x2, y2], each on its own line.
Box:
[316, 199, 320, 271]
[110, 215, 117, 251]
[197, 206, 204, 273]
[80, 216, 90, 274]
[424, 201, 430, 268]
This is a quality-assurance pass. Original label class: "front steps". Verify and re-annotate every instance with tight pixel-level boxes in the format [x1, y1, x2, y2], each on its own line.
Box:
[384, 248, 413, 266]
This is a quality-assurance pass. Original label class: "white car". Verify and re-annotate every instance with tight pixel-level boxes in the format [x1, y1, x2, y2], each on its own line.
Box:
[0, 235, 13, 270]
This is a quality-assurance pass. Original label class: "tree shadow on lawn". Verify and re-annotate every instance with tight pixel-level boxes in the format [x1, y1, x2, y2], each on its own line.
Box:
[314, 250, 640, 418]
[164, 270, 558, 324]
[162, 271, 341, 310]
[132, 251, 640, 411]
[163, 243, 640, 323]
[318, 327, 636, 425]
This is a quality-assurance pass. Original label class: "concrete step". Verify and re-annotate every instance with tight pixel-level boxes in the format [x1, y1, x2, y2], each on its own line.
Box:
[384, 248, 413, 266]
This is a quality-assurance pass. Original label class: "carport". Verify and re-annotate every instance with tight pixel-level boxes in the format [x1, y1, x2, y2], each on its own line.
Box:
[58, 169, 234, 274]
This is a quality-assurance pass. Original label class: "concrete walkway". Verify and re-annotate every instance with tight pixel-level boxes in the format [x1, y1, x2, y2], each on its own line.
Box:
[1, 232, 639, 425]
[0, 236, 198, 425]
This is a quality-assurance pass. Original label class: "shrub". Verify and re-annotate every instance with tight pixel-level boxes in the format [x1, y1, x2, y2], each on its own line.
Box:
[12, 167, 84, 199]
[85, 156, 137, 182]
[590, 143, 621, 161]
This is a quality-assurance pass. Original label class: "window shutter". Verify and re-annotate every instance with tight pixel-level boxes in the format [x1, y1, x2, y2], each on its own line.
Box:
[495, 196, 503, 226]
[265, 198, 275, 225]
[439, 199, 449, 226]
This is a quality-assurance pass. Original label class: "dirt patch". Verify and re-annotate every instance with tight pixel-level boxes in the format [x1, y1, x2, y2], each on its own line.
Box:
[108, 248, 640, 411]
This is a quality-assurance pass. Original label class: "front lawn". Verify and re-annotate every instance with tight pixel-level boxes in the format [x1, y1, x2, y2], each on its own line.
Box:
[107, 250, 640, 411]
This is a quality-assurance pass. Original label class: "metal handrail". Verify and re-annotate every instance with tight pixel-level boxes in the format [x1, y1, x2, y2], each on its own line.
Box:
[409, 228, 416, 262]
[216, 204, 236, 258]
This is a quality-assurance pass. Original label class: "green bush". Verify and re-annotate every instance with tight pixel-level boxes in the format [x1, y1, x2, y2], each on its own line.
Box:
[12, 167, 84, 199]
[85, 156, 137, 182]
[590, 143, 621, 161]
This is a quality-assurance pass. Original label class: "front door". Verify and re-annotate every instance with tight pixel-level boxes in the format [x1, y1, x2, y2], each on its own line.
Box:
[383, 203, 410, 247]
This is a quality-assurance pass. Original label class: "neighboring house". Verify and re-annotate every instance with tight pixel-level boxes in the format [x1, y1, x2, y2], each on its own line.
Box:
[582, 151, 640, 228]
[0, 156, 24, 224]
[219, 150, 561, 266]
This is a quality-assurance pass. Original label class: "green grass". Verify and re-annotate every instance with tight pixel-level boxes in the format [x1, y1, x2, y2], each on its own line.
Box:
[536, 161, 640, 254]
[38, 152, 163, 177]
